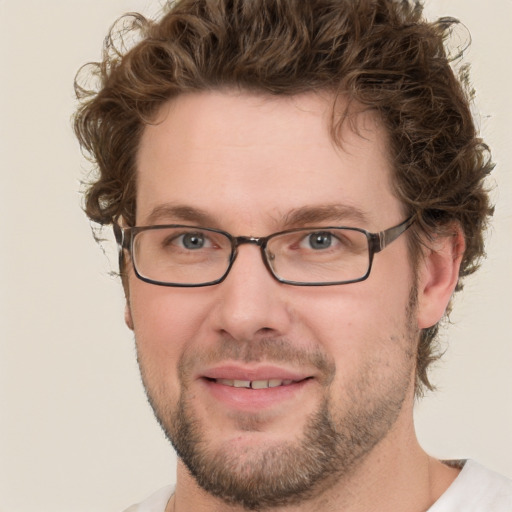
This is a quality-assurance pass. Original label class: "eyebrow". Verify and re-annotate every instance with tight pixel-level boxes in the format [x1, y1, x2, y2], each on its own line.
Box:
[281, 204, 370, 229]
[145, 204, 213, 226]
[143, 203, 370, 229]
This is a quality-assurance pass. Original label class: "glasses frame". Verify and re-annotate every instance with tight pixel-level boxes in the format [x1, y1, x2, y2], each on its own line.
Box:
[114, 216, 415, 287]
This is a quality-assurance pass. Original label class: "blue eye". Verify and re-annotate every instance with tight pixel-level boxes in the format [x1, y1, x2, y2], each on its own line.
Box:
[307, 232, 333, 250]
[181, 232, 207, 249]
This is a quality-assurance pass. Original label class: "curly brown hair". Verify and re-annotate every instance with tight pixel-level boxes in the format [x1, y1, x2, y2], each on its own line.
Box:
[74, 0, 494, 396]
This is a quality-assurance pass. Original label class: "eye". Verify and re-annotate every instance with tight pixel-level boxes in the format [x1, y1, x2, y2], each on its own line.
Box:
[303, 231, 334, 250]
[179, 232, 210, 250]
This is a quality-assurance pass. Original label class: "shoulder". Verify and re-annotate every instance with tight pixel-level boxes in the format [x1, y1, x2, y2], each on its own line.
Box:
[122, 485, 174, 512]
[429, 460, 512, 512]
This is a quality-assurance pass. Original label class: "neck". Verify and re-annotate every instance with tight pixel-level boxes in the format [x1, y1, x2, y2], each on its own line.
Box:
[169, 440, 459, 512]
[168, 395, 460, 512]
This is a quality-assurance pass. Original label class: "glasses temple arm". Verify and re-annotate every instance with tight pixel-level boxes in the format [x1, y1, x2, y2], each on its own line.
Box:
[374, 216, 415, 252]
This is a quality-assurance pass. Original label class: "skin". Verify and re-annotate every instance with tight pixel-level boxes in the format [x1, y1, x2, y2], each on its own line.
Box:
[125, 91, 464, 511]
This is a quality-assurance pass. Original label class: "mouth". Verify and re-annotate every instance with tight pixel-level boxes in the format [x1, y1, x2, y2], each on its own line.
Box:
[199, 369, 314, 411]
[208, 378, 302, 389]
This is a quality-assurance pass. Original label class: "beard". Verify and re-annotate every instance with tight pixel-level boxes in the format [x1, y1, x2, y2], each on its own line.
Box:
[137, 290, 418, 511]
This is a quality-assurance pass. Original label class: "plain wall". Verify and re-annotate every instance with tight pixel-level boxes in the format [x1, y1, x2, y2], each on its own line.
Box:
[1, 1, 510, 511]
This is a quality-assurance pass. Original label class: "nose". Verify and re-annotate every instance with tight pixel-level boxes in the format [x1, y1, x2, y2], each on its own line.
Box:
[210, 244, 292, 342]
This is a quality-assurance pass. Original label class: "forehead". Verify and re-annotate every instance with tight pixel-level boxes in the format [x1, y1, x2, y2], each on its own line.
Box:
[135, 91, 401, 230]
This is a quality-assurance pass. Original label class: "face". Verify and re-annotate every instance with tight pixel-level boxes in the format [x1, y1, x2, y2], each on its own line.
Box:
[128, 91, 419, 509]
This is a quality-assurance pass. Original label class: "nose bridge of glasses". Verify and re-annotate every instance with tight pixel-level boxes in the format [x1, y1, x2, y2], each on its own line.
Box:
[233, 235, 266, 248]
[229, 235, 275, 277]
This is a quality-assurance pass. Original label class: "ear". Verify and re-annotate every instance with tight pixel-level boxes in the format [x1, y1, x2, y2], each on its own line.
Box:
[416, 225, 465, 329]
[125, 303, 134, 331]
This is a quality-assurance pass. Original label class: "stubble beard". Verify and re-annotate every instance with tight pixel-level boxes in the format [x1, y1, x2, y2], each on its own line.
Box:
[166, 383, 408, 510]
[137, 293, 418, 511]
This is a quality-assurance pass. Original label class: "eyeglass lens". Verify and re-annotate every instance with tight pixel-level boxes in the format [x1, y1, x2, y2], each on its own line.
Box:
[131, 226, 371, 286]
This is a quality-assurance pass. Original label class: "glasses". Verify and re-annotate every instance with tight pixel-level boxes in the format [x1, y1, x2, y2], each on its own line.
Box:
[114, 217, 414, 287]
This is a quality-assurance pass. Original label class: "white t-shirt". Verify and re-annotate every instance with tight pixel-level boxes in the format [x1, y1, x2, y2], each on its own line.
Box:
[123, 484, 174, 512]
[123, 460, 512, 512]
[427, 460, 512, 511]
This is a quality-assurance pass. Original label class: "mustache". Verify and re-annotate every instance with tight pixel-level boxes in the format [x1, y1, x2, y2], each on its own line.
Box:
[178, 336, 336, 383]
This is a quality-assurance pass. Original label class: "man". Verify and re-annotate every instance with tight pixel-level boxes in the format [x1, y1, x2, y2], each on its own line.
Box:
[74, 0, 511, 510]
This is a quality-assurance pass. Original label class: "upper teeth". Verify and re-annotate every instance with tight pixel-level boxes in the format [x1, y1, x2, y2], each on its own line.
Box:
[216, 379, 294, 389]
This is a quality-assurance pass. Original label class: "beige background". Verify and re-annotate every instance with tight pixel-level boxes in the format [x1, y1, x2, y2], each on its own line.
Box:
[1, 1, 511, 511]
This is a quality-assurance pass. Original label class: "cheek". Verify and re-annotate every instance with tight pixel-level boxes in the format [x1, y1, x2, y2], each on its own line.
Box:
[129, 282, 211, 377]
[299, 280, 411, 337]
[292, 280, 415, 373]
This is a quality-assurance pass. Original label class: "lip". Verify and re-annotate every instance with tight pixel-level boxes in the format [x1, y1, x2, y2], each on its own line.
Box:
[201, 364, 311, 382]
[198, 364, 314, 411]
